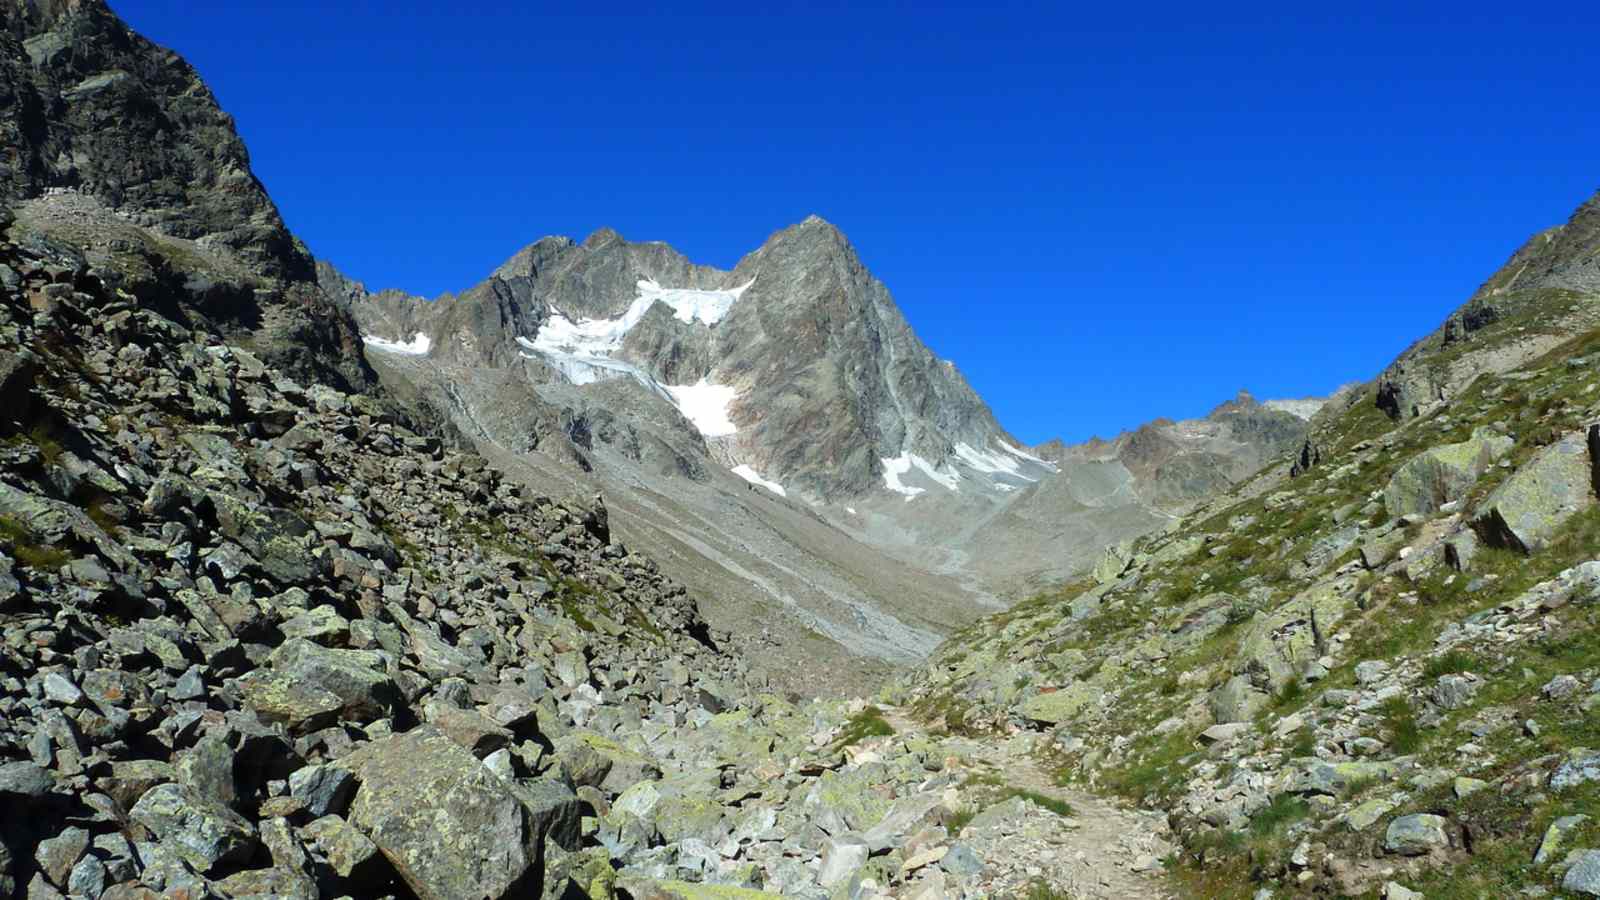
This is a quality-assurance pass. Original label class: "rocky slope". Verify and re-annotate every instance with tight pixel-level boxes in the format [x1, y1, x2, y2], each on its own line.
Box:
[955, 390, 1317, 596]
[896, 188, 1600, 898]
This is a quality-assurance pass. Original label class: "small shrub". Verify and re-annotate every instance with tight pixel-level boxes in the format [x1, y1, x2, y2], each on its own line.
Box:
[1423, 649, 1477, 680]
[1380, 695, 1422, 755]
[834, 706, 895, 750]
[1273, 678, 1304, 709]
[947, 807, 976, 834]
[1249, 793, 1309, 838]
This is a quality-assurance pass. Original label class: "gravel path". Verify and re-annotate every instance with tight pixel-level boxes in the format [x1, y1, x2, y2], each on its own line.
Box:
[882, 707, 1175, 899]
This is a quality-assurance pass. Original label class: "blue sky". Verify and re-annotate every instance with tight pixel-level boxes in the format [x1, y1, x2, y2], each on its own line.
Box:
[113, 1, 1599, 445]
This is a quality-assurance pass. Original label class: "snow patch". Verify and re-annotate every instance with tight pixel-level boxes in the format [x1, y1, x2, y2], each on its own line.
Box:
[998, 439, 1059, 471]
[732, 464, 786, 497]
[639, 278, 753, 326]
[881, 455, 924, 500]
[524, 278, 751, 363]
[846, 506, 858, 515]
[362, 332, 431, 355]
[881, 452, 961, 500]
[953, 441, 1042, 482]
[664, 379, 738, 437]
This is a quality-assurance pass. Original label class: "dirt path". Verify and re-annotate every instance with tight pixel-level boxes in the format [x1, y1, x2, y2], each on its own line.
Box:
[881, 707, 1175, 899]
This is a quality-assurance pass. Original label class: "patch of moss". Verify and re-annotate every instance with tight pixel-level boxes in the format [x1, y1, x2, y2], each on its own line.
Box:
[0, 515, 70, 571]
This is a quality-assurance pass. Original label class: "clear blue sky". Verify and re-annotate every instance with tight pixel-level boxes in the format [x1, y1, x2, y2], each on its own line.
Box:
[112, 1, 1599, 445]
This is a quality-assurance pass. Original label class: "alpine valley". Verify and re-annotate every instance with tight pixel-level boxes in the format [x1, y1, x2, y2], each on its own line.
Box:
[3, 3, 1600, 899]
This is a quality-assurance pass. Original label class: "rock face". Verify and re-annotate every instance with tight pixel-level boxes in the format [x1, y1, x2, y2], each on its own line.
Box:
[336, 218, 1042, 501]
[0, 0, 301, 279]
[1376, 191, 1600, 421]
[0, 0, 372, 392]
[1472, 430, 1598, 552]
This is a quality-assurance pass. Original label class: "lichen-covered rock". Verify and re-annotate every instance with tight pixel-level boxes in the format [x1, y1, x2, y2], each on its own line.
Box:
[1565, 849, 1600, 897]
[1021, 684, 1096, 725]
[1285, 759, 1402, 797]
[128, 783, 258, 873]
[616, 878, 782, 899]
[1383, 428, 1513, 517]
[1550, 748, 1600, 790]
[1472, 431, 1597, 553]
[265, 639, 399, 724]
[1384, 813, 1450, 856]
[1534, 814, 1588, 864]
[343, 727, 549, 900]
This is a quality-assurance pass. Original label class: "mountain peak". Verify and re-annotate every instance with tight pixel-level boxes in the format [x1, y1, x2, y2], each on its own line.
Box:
[581, 226, 626, 249]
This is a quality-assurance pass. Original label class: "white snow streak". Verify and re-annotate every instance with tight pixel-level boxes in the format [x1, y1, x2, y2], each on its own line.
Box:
[998, 439, 1059, 470]
[910, 453, 962, 491]
[525, 279, 752, 364]
[732, 464, 787, 497]
[881, 452, 962, 500]
[664, 380, 738, 438]
[362, 333, 432, 355]
[953, 441, 1040, 481]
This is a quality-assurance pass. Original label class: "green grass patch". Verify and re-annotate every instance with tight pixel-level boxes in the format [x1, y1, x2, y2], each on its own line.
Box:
[833, 706, 895, 750]
[1006, 788, 1073, 817]
[1023, 880, 1074, 900]
[1247, 793, 1309, 838]
[1422, 648, 1478, 680]
[0, 515, 71, 572]
[1380, 695, 1422, 755]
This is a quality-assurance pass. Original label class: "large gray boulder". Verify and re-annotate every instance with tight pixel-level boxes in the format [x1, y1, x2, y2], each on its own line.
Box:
[1384, 813, 1450, 856]
[1383, 428, 1513, 517]
[264, 639, 399, 724]
[1472, 431, 1597, 553]
[1566, 849, 1600, 896]
[342, 727, 549, 900]
[129, 783, 258, 873]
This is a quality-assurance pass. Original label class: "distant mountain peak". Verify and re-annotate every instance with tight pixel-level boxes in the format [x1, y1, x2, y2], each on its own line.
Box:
[581, 226, 626, 249]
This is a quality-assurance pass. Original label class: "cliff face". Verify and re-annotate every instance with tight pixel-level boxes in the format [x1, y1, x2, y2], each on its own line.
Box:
[1, 0, 306, 279]
[0, 0, 372, 392]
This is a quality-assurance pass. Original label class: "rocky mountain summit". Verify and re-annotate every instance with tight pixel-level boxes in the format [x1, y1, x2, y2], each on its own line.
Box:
[329, 218, 1309, 678]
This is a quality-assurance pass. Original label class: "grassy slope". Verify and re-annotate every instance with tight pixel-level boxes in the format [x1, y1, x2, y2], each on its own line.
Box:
[895, 296, 1600, 897]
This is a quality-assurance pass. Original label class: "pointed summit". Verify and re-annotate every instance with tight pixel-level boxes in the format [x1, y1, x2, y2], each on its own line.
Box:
[582, 226, 626, 249]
